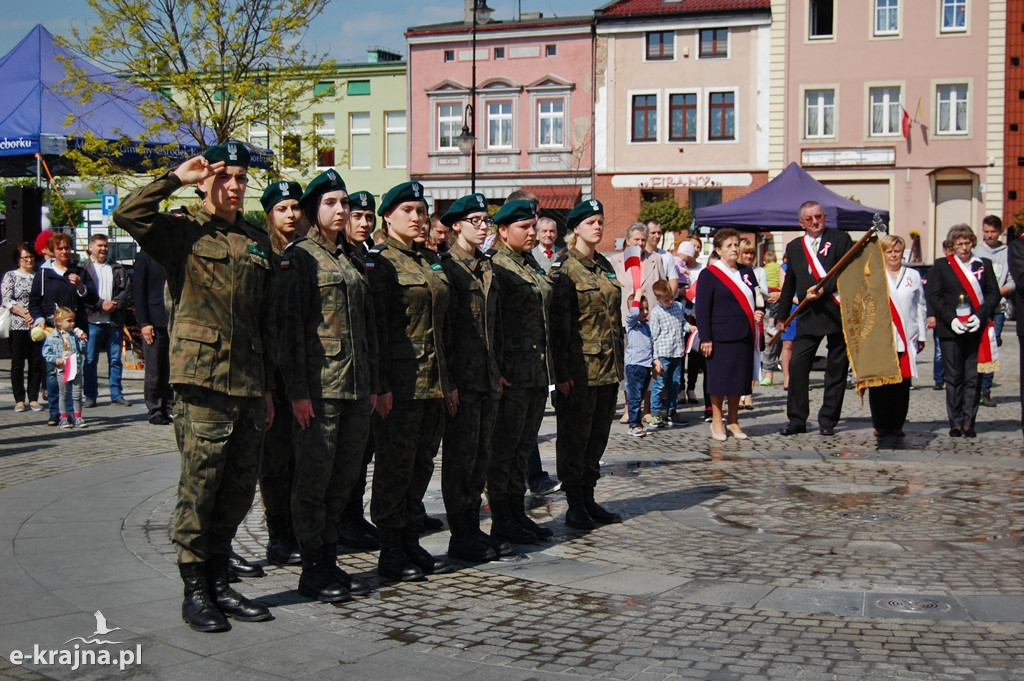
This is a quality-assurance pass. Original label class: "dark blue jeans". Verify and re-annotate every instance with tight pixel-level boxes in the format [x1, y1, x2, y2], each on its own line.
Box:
[933, 331, 944, 383]
[84, 323, 124, 401]
[651, 356, 682, 415]
[625, 364, 653, 428]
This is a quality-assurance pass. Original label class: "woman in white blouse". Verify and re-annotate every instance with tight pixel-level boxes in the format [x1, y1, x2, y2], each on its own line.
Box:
[868, 235, 927, 437]
[1, 244, 43, 412]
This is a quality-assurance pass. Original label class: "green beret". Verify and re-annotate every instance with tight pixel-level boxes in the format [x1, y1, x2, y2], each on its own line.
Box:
[349, 191, 376, 213]
[260, 181, 303, 213]
[493, 199, 537, 226]
[441, 193, 489, 227]
[299, 169, 347, 209]
[203, 140, 251, 167]
[566, 198, 604, 232]
[378, 181, 427, 216]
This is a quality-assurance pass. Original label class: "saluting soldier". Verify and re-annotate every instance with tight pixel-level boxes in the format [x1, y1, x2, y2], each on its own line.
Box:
[438, 194, 503, 563]
[366, 181, 456, 582]
[550, 199, 625, 530]
[487, 199, 555, 545]
[336, 189, 383, 551]
[280, 169, 377, 602]
[257, 180, 305, 568]
[113, 142, 274, 633]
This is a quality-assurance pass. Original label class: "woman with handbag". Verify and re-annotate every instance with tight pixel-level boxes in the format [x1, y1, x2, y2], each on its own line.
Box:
[1, 243, 44, 412]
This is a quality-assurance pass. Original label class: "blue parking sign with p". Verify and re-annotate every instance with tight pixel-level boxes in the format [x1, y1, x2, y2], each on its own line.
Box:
[102, 194, 118, 215]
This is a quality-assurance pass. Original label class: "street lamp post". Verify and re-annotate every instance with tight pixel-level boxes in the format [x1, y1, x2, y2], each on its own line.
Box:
[455, 1, 493, 194]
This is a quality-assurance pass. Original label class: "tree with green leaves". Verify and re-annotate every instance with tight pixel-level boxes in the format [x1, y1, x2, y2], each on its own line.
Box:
[58, 0, 335, 178]
[637, 196, 692, 233]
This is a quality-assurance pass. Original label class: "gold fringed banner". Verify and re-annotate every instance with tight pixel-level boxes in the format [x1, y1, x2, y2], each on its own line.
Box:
[837, 236, 903, 397]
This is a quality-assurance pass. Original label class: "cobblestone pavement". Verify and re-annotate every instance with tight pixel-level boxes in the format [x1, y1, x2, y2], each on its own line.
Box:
[1, 337, 1023, 681]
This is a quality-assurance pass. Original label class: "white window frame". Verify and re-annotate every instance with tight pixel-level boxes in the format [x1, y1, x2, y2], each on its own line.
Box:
[697, 28, 729, 59]
[644, 31, 675, 62]
[940, 0, 967, 33]
[936, 82, 969, 135]
[348, 112, 371, 170]
[874, 0, 899, 35]
[485, 99, 514, 150]
[868, 85, 902, 137]
[314, 113, 336, 169]
[804, 88, 836, 139]
[436, 101, 464, 152]
[666, 89, 700, 143]
[249, 119, 268, 150]
[536, 97, 566, 148]
[282, 114, 302, 169]
[385, 111, 407, 169]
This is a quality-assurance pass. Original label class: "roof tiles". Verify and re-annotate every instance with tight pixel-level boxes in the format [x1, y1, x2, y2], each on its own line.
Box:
[599, 0, 771, 17]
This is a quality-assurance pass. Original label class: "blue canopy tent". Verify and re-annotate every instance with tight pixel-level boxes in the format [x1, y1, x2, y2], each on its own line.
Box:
[0, 25, 271, 177]
[693, 163, 889, 231]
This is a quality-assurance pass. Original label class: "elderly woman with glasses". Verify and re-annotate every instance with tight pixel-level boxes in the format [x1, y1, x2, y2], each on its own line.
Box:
[926, 224, 1000, 438]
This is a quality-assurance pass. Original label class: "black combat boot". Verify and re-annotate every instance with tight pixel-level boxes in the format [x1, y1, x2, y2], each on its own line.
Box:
[447, 510, 497, 563]
[227, 550, 265, 578]
[377, 528, 426, 582]
[474, 500, 513, 556]
[402, 527, 456, 575]
[337, 504, 380, 551]
[265, 514, 301, 565]
[179, 563, 229, 633]
[510, 493, 553, 540]
[563, 486, 597, 530]
[208, 556, 273, 621]
[322, 545, 371, 596]
[489, 497, 539, 544]
[583, 487, 622, 524]
[297, 549, 351, 603]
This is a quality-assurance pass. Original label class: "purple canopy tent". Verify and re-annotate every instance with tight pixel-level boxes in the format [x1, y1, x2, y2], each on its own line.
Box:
[0, 25, 272, 177]
[693, 163, 889, 231]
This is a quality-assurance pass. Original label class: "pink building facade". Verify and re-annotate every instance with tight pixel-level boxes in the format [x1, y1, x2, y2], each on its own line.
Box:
[777, 0, 1005, 261]
[406, 6, 594, 217]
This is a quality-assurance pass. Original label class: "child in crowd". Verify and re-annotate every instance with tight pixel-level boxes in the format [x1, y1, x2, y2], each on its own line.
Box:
[624, 293, 656, 437]
[649, 279, 689, 427]
[41, 306, 87, 429]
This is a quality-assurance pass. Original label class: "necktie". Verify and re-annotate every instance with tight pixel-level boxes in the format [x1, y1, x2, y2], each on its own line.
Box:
[545, 249, 552, 260]
[812, 238, 819, 254]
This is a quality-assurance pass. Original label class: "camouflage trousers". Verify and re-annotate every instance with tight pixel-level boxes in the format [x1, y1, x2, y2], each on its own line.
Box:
[370, 398, 444, 530]
[172, 386, 265, 564]
[291, 398, 371, 550]
[487, 386, 547, 502]
[259, 390, 294, 527]
[442, 391, 498, 517]
[554, 383, 617, 489]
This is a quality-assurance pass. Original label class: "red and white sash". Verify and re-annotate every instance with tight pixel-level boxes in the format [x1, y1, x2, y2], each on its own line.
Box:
[886, 270, 917, 379]
[947, 255, 998, 368]
[802, 236, 840, 305]
[708, 261, 755, 337]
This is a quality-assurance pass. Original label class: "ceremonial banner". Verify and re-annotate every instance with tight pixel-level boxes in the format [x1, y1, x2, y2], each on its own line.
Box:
[623, 246, 643, 294]
[836, 237, 902, 395]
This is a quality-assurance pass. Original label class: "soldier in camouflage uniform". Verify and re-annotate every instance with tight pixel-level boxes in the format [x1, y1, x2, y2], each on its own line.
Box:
[438, 194, 503, 563]
[366, 181, 456, 582]
[257, 180, 304, 568]
[280, 169, 378, 603]
[113, 143, 274, 633]
[487, 199, 556, 545]
[550, 199, 625, 530]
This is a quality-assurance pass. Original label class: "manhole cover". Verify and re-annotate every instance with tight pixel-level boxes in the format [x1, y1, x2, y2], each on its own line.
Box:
[875, 598, 952, 613]
[497, 553, 531, 563]
[837, 511, 904, 522]
[830, 451, 868, 459]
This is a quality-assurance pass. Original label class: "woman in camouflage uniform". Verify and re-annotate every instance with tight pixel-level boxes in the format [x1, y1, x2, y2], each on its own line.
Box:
[281, 169, 376, 603]
[550, 199, 625, 530]
[438, 194, 503, 563]
[366, 182, 456, 582]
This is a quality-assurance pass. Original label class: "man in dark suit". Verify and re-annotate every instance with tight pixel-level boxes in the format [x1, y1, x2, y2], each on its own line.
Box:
[132, 248, 173, 425]
[778, 201, 853, 436]
[1010, 230, 1024, 434]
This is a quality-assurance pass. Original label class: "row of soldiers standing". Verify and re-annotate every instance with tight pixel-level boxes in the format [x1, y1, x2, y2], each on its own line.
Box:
[113, 143, 625, 633]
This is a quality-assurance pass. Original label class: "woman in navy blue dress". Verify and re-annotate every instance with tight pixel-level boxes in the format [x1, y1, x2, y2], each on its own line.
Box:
[696, 229, 764, 441]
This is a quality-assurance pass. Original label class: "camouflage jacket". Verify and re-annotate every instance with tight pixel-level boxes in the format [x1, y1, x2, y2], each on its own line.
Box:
[490, 240, 553, 389]
[550, 247, 624, 386]
[367, 237, 453, 400]
[440, 242, 502, 397]
[280, 228, 379, 401]
[112, 172, 273, 397]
